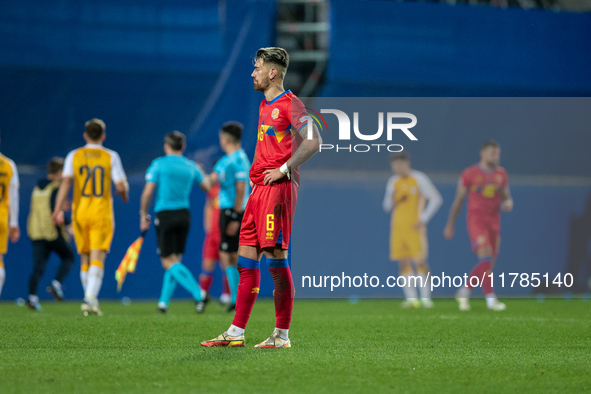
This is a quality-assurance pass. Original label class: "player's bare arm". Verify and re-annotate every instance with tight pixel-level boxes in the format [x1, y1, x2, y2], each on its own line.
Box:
[444, 184, 468, 240]
[115, 179, 129, 203]
[500, 185, 513, 212]
[263, 123, 322, 185]
[51, 177, 72, 226]
[139, 182, 156, 232]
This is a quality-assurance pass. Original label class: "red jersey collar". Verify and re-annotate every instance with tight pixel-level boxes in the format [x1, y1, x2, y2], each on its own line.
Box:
[265, 89, 291, 105]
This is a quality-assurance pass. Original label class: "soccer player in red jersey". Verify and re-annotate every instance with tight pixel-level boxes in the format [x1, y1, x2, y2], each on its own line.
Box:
[201, 47, 321, 348]
[444, 140, 513, 311]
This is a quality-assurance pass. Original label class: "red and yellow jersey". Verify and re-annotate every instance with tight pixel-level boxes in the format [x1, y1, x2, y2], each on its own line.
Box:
[460, 164, 508, 221]
[250, 90, 307, 187]
[383, 170, 442, 228]
[63, 144, 126, 222]
[0, 153, 18, 215]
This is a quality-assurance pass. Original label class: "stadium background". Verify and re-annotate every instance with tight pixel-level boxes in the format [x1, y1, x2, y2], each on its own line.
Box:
[1, 0, 590, 301]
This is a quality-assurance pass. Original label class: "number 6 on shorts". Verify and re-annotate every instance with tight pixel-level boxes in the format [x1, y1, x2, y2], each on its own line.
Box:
[266, 214, 274, 231]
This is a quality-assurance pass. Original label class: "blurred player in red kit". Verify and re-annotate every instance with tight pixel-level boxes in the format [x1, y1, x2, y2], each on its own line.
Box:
[199, 183, 231, 305]
[444, 140, 513, 311]
[202, 47, 321, 348]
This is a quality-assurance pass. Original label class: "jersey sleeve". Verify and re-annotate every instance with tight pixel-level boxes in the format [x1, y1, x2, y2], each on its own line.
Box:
[382, 176, 397, 213]
[109, 151, 126, 183]
[8, 160, 19, 227]
[415, 171, 443, 224]
[501, 168, 509, 188]
[8, 159, 18, 188]
[62, 150, 75, 178]
[234, 157, 249, 182]
[288, 95, 310, 132]
[459, 168, 471, 188]
[145, 160, 159, 184]
[213, 159, 223, 175]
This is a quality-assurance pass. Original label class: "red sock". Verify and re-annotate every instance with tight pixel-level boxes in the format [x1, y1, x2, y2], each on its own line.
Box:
[199, 273, 213, 293]
[232, 267, 260, 329]
[222, 274, 230, 295]
[269, 267, 294, 330]
[467, 258, 494, 295]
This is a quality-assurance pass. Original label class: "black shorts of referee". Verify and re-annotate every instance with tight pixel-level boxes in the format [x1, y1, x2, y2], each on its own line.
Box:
[219, 208, 243, 253]
[155, 209, 190, 257]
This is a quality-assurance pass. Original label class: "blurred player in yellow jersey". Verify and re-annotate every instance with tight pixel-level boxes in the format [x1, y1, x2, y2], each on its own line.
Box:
[0, 134, 20, 298]
[383, 153, 442, 308]
[52, 119, 129, 315]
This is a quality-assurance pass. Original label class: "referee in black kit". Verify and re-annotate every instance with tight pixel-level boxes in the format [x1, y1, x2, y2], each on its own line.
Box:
[26, 157, 75, 311]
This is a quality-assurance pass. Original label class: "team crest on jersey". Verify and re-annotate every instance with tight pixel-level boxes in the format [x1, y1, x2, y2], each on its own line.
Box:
[271, 108, 280, 119]
[476, 175, 483, 182]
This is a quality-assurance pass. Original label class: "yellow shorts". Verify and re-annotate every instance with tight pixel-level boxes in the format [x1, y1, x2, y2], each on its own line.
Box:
[390, 227, 428, 261]
[73, 215, 114, 254]
[0, 212, 7, 255]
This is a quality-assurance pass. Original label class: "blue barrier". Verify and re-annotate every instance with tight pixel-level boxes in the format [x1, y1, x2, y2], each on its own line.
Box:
[323, 1, 591, 96]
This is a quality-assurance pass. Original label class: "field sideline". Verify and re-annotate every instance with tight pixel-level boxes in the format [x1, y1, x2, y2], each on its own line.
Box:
[1, 299, 589, 394]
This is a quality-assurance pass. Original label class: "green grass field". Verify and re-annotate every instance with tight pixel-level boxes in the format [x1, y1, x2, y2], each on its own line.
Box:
[0, 298, 589, 394]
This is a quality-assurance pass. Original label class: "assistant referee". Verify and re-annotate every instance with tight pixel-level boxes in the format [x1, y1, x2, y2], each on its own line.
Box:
[140, 131, 211, 313]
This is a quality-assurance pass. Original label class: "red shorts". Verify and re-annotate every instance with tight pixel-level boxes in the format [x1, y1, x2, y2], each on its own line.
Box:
[202, 209, 220, 261]
[467, 216, 500, 257]
[239, 181, 297, 249]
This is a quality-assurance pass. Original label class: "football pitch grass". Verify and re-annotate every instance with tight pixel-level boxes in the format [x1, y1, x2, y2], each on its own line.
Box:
[1, 298, 589, 394]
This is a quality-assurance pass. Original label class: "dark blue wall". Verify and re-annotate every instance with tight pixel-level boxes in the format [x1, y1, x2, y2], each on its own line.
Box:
[322, 1, 591, 97]
[0, 0, 275, 172]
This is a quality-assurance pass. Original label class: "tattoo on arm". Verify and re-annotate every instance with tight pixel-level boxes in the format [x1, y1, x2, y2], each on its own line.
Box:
[287, 124, 322, 170]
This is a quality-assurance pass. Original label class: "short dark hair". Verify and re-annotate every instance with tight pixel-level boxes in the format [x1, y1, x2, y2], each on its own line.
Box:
[47, 157, 64, 175]
[481, 139, 500, 151]
[390, 152, 410, 162]
[85, 118, 105, 141]
[220, 121, 243, 143]
[164, 131, 185, 151]
[255, 47, 289, 78]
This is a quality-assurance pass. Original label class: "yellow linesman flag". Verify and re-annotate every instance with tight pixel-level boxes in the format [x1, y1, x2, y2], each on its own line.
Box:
[115, 232, 146, 292]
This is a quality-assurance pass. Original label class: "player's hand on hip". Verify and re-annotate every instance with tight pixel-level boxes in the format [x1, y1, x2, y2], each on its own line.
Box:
[226, 220, 240, 237]
[443, 224, 455, 240]
[263, 168, 285, 185]
[8, 226, 20, 243]
[501, 199, 513, 212]
[52, 210, 65, 226]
